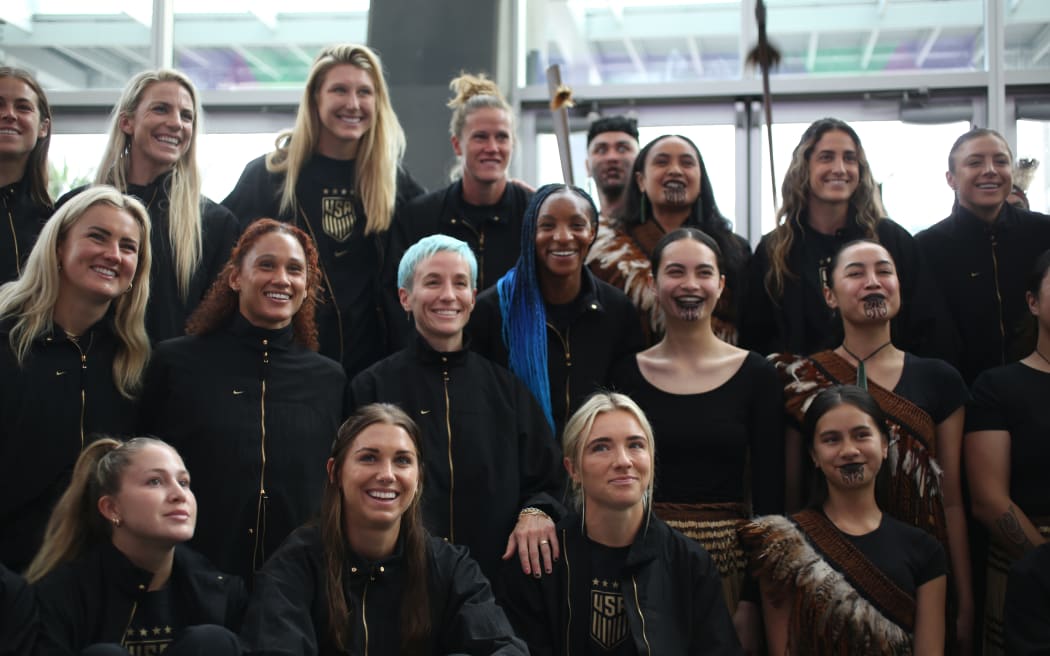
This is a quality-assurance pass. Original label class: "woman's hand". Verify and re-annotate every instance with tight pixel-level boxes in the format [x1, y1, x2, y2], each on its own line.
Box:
[502, 511, 559, 577]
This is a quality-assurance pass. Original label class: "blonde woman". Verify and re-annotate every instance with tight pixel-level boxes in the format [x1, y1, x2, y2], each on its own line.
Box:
[498, 392, 740, 655]
[223, 44, 424, 377]
[0, 185, 151, 572]
[59, 69, 238, 344]
[29, 437, 244, 655]
[390, 72, 530, 298]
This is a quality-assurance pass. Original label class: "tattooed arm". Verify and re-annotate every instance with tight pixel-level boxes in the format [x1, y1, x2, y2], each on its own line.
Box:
[965, 429, 1048, 559]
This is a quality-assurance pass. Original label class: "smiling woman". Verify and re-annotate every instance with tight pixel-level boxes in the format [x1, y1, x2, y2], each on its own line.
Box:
[57, 69, 239, 344]
[587, 134, 748, 345]
[138, 219, 347, 584]
[240, 403, 527, 656]
[0, 67, 54, 284]
[0, 186, 151, 573]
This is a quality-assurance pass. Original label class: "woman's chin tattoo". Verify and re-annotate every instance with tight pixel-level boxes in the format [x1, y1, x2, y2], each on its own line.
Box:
[863, 296, 888, 319]
[838, 463, 866, 484]
[662, 187, 687, 206]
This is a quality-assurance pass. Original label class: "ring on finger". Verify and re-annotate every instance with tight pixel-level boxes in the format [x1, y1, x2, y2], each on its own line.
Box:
[539, 539, 550, 545]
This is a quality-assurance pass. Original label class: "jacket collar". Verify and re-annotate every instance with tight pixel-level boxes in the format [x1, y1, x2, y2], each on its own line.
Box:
[951, 202, 1011, 236]
[444, 180, 519, 225]
[558, 511, 664, 570]
[126, 171, 173, 205]
[38, 307, 119, 346]
[227, 312, 296, 351]
[407, 330, 470, 366]
[345, 533, 406, 585]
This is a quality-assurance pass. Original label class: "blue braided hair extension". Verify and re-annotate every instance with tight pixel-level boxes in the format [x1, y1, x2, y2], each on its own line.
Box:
[496, 183, 600, 435]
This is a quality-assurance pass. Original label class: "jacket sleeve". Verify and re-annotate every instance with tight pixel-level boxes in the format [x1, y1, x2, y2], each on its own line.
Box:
[32, 569, 82, 656]
[0, 564, 38, 656]
[494, 558, 556, 656]
[347, 369, 380, 413]
[137, 347, 171, 438]
[513, 380, 566, 519]
[435, 545, 529, 655]
[200, 201, 240, 297]
[221, 157, 280, 230]
[737, 236, 778, 355]
[239, 542, 321, 656]
[688, 549, 744, 655]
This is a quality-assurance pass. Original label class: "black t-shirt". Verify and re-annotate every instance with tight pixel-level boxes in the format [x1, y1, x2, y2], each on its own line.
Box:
[966, 362, 1050, 516]
[893, 353, 969, 424]
[586, 540, 636, 656]
[610, 352, 785, 514]
[840, 513, 947, 597]
[123, 585, 179, 655]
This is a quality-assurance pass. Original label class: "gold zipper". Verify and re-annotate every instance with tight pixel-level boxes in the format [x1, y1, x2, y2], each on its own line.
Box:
[631, 575, 652, 656]
[298, 206, 346, 363]
[563, 528, 572, 656]
[6, 204, 20, 277]
[990, 233, 1006, 363]
[119, 600, 139, 648]
[67, 334, 89, 448]
[361, 578, 370, 656]
[443, 360, 454, 542]
[450, 218, 486, 288]
[546, 322, 572, 428]
[252, 343, 269, 572]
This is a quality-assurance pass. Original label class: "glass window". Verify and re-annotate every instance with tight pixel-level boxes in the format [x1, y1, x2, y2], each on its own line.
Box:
[1004, 1, 1050, 72]
[1016, 119, 1048, 214]
[1, 1, 152, 90]
[173, 1, 369, 91]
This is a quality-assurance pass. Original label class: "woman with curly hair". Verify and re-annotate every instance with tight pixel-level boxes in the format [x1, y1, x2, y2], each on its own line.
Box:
[587, 134, 748, 344]
[138, 219, 347, 583]
[224, 44, 424, 376]
[241, 403, 526, 655]
[739, 117, 947, 360]
[0, 186, 151, 572]
[60, 69, 238, 343]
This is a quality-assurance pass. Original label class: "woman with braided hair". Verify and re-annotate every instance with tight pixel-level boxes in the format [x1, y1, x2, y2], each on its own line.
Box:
[469, 183, 643, 437]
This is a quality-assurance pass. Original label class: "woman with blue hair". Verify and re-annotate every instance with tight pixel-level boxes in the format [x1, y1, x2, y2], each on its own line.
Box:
[469, 184, 644, 437]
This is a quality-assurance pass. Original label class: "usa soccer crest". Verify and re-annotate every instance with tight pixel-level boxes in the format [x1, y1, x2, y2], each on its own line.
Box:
[590, 584, 628, 649]
[321, 190, 356, 242]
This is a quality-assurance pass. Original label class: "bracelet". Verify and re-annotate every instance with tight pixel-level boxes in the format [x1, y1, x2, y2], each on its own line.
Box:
[519, 506, 550, 520]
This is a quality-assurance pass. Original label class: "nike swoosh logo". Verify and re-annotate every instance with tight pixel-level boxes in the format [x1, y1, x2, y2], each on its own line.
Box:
[55, 370, 66, 376]
[334, 250, 350, 258]
[420, 409, 431, 415]
[969, 272, 980, 278]
[233, 390, 245, 396]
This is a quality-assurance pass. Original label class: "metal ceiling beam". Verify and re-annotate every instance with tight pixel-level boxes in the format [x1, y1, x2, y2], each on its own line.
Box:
[1031, 24, 1050, 64]
[52, 45, 129, 84]
[861, 28, 881, 70]
[686, 35, 704, 77]
[230, 44, 280, 80]
[806, 32, 819, 71]
[916, 27, 942, 67]
[0, 2, 33, 33]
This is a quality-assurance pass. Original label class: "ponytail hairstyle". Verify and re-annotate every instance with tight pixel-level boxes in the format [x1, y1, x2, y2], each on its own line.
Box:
[764, 118, 885, 303]
[496, 183, 599, 432]
[96, 69, 204, 302]
[0, 185, 152, 398]
[322, 404, 430, 653]
[0, 67, 52, 209]
[446, 72, 514, 181]
[25, 436, 173, 582]
[267, 44, 404, 234]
